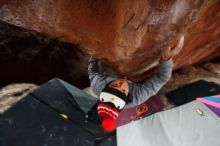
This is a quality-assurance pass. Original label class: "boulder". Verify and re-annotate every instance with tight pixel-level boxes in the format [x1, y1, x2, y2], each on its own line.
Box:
[0, 0, 220, 81]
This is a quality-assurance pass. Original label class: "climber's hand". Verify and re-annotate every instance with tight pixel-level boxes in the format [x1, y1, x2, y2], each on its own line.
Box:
[161, 46, 172, 61]
[161, 35, 184, 61]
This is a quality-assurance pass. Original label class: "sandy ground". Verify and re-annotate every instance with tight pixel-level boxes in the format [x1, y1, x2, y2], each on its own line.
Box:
[0, 60, 220, 113]
[0, 83, 37, 113]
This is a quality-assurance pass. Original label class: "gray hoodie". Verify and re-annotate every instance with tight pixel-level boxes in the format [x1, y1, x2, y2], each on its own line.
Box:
[88, 57, 173, 109]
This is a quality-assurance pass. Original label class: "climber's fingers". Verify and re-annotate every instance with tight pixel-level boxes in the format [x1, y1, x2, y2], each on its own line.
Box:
[161, 46, 172, 61]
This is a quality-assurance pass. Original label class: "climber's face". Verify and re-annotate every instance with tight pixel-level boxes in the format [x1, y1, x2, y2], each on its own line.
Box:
[108, 79, 129, 96]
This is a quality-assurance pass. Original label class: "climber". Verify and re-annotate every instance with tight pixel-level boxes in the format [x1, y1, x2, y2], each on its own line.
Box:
[88, 35, 184, 132]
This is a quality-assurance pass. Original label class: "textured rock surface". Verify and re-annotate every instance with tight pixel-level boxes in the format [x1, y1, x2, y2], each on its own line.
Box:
[0, 0, 220, 80]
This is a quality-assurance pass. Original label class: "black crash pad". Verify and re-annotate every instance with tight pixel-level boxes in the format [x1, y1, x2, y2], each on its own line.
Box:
[0, 95, 94, 146]
[0, 78, 114, 146]
[165, 80, 220, 106]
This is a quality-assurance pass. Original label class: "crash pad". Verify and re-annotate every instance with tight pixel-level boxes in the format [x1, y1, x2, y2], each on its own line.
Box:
[0, 78, 112, 146]
[0, 94, 95, 146]
[196, 95, 220, 117]
[165, 80, 220, 105]
[117, 95, 165, 126]
[117, 100, 220, 146]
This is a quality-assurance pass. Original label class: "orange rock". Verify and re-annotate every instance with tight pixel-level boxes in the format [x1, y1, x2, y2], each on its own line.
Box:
[0, 0, 220, 81]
